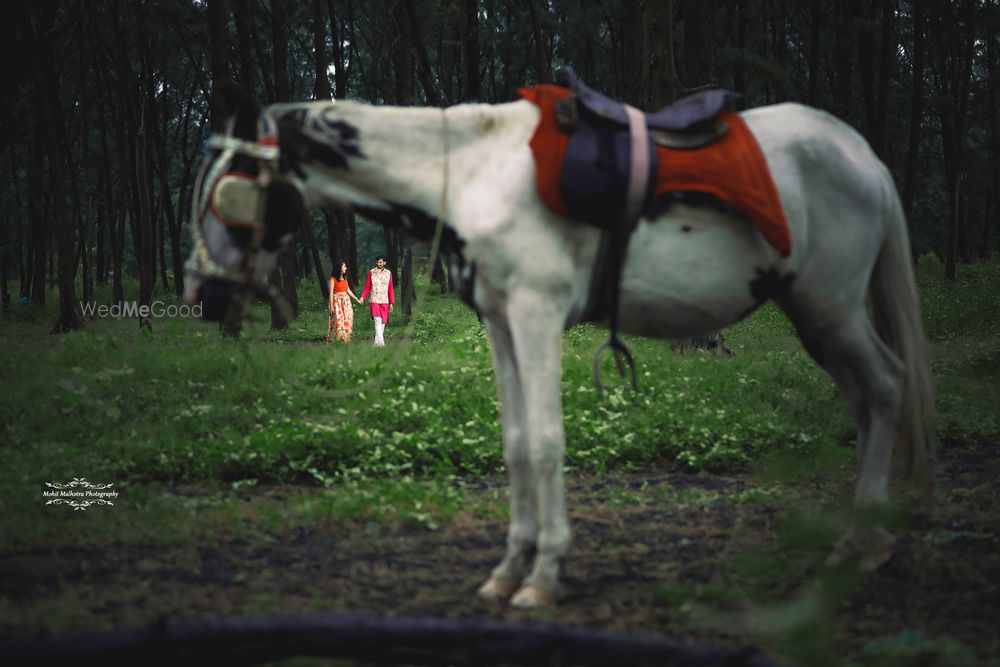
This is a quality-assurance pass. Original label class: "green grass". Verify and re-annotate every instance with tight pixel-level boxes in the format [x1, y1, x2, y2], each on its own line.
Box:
[1, 258, 998, 549]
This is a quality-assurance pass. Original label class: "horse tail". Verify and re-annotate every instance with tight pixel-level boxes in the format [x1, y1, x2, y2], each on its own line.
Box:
[869, 183, 936, 492]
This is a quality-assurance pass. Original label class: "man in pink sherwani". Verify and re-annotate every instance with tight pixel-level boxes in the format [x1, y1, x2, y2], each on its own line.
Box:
[359, 255, 394, 347]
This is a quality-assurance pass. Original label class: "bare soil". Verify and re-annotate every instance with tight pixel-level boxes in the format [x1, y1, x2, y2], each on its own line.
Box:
[2, 443, 998, 664]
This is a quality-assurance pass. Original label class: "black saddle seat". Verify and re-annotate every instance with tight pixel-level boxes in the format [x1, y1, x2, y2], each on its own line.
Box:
[554, 66, 742, 134]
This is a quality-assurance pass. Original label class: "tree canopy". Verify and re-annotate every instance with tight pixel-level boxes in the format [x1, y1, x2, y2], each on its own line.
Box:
[1, 0, 997, 332]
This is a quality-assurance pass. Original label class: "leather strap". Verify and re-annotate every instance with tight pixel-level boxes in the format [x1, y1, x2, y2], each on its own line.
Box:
[623, 105, 649, 225]
[590, 105, 648, 391]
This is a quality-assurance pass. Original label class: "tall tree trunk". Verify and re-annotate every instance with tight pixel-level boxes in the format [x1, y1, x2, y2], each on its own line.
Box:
[682, 0, 716, 89]
[461, 0, 480, 101]
[0, 241, 8, 314]
[323, 209, 341, 268]
[135, 96, 155, 309]
[988, 35, 999, 259]
[859, 0, 877, 138]
[312, 0, 333, 100]
[93, 47, 116, 288]
[383, 226, 400, 287]
[71, 14, 93, 307]
[872, 0, 896, 161]
[405, 0, 444, 105]
[932, 0, 976, 281]
[645, 0, 677, 106]
[619, 0, 643, 105]
[341, 206, 358, 284]
[527, 0, 548, 84]
[733, 0, 747, 95]
[32, 4, 83, 333]
[945, 168, 961, 280]
[302, 215, 330, 302]
[162, 82, 198, 299]
[392, 0, 416, 314]
[807, 0, 822, 106]
[112, 208, 125, 304]
[400, 239, 416, 318]
[902, 0, 925, 237]
[28, 127, 46, 306]
[15, 196, 29, 301]
[272, 0, 299, 323]
[207, 0, 230, 131]
[832, 0, 856, 120]
[233, 0, 256, 92]
[95, 177, 106, 286]
[268, 266, 287, 331]
[326, 0, 349, 99]
[69, 165, 93, 308]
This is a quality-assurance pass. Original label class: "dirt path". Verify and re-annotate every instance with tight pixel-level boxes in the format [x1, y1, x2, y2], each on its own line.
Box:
[2, 444, 998, 664]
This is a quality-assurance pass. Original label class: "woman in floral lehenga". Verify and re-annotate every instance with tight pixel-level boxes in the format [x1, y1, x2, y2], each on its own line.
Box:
[325, 262, 361, 343]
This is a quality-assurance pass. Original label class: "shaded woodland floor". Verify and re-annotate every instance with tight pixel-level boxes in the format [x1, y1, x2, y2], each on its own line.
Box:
[2, 441, 997, 665]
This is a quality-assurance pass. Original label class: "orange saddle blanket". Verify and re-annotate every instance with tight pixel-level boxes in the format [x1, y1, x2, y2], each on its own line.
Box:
[517, 84, 791, 257]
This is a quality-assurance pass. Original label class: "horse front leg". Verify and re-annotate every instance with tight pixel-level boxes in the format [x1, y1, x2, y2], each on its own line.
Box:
[478, 318, 537, 601]
[505, 295, 571, 609]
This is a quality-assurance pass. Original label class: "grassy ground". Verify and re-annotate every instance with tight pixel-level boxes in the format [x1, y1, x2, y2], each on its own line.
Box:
[1, 256, 998, 665]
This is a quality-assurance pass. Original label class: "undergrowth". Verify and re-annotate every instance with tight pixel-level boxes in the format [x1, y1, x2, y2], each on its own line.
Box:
[0, 257, 998, 546]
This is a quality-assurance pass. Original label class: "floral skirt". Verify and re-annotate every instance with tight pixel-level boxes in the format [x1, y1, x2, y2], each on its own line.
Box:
[326, 292, 354, 343]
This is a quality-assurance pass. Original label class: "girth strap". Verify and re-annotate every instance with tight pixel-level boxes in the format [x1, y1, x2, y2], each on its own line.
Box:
[592, 104, 648, 391]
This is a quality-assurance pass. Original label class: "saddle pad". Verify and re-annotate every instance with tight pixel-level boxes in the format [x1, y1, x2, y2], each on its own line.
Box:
[518, 84, 791, 257]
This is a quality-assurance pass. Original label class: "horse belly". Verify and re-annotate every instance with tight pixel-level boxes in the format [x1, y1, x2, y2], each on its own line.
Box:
[615, 206, 781, 339]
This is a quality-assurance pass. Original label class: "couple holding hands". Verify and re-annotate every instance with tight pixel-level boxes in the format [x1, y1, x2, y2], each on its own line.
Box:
[325, 256, 394, 346]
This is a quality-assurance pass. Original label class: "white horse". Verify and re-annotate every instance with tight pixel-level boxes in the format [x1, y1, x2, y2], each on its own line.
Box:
[185, 88, 935, 609]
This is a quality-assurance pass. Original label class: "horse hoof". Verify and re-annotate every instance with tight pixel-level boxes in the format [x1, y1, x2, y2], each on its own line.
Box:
[825, 526, 896, 571]
[477, 576, 520, 602]
[509, 585, 557, 609]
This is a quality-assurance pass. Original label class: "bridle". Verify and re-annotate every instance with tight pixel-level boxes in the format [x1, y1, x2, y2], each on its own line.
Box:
[186, 109, 293, 322]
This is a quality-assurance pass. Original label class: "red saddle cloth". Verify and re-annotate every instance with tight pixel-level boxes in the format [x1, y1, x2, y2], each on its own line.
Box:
[518, 84, 791, 257]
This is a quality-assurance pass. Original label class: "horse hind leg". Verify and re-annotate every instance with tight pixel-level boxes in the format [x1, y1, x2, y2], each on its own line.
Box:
[790, 309, 904, 570]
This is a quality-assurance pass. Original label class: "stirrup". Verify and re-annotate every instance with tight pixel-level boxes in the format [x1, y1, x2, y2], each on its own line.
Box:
[593, 336, 637, 391]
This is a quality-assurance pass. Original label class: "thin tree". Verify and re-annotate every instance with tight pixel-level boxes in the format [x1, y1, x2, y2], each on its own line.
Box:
[30, 2, 83, 332]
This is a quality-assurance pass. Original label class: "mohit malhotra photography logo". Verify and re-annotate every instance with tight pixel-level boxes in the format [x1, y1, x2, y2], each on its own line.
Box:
[44, 477, 119, 511]
[80, 300, 202, 319]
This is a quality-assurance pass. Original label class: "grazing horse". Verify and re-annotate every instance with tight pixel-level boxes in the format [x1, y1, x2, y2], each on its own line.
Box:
[185, 87, 935, 609]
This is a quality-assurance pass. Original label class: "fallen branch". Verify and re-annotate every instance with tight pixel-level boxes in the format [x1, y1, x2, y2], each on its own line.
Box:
[1, 613, 780, 667]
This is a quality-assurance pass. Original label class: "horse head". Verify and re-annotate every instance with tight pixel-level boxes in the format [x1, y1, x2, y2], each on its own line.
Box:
[183, 86, 305, 323]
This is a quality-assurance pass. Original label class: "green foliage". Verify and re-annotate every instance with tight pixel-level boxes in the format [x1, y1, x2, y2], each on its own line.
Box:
[855, 632, 979, 666]
[1, 260, 999, 548]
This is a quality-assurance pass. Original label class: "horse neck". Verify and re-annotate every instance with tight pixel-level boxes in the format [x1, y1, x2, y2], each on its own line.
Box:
[290, 100, 535, 238]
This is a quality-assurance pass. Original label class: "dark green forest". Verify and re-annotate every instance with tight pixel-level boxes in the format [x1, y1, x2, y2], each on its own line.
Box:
[1, 0, 998, 334]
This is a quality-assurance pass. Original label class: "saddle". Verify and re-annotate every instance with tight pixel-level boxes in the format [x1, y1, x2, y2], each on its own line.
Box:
[554, 66, 741, 148]
[551, 66, 742, 228]
[544, 67, 743, 389]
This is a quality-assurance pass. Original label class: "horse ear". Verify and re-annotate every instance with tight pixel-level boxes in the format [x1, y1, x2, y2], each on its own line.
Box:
[216, 82, 259, 139]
